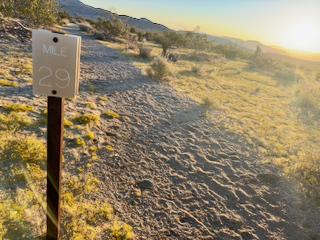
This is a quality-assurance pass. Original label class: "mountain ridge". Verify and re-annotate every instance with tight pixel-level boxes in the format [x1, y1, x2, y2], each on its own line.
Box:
[57, 0, 320, 63]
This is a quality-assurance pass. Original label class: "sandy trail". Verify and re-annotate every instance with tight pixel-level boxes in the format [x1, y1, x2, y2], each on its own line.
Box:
[1, 24, 319, 239]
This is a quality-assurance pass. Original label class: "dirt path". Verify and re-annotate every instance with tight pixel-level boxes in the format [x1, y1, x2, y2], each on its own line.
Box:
[2, 24, 319, 239]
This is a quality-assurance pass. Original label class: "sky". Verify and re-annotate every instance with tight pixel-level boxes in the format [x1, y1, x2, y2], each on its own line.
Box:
[80, 0, 320, 53]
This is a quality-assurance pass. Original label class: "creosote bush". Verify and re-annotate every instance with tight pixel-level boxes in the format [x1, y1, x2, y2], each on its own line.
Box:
[147, 57, 175, 79]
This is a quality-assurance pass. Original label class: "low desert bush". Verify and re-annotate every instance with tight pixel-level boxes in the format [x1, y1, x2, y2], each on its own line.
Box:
[130, 26, 137, 33]
[139, 46, 152, 59]
[274, 68, 301, 82]
[75, 16, 85, 23]
[0, 112, 34, 132]
[79, 22, 96, 34]
[103, 110, 119, 119]
[94, 31, 107, 41]
[293, 78, 320, 110]
[85, 132, 94, 139]
[0, 79, 18, 86]
[192, 65, 206, 75]
[72, 114, 100, 124]
[202, 95, 216, 108]
[99, 95, 108, 101]
[190, 53, 213, 62]
[64, 118, 73, 127]
[3, 104, 33, 112]
[213, 42, 243, 60]
[127, 42, 139, 51]
[147, 57, 175, 79]
[86, 18, 97, 26]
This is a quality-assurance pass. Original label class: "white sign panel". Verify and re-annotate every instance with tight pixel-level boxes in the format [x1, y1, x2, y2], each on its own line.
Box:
[32, 29, 81, 98]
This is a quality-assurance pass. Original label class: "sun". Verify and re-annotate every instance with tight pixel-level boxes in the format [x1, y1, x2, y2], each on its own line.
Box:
[285, 21, 319, 52]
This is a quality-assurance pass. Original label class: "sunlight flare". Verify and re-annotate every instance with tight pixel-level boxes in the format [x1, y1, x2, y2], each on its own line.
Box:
[285, 21, 320, 52]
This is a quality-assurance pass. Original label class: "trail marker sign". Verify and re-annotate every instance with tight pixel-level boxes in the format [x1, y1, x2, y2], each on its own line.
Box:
[32, 29, 81, 98]
[32, 29, 81, 240]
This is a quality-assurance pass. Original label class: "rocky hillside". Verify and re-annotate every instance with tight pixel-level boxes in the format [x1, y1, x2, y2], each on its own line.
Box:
[57, 0, 169, 32]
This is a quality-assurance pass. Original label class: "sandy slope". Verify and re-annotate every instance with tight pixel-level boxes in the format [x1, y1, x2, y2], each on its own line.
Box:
[1, 24, 319, 239]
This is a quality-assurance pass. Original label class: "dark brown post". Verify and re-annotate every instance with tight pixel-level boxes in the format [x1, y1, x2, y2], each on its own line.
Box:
[47, 96, 64, 240]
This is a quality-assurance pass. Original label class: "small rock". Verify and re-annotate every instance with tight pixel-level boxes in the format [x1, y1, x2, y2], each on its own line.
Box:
[168, 53, 177, 62]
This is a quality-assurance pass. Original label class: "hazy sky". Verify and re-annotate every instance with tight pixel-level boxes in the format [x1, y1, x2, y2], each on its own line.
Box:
[80, 0, 320, 53]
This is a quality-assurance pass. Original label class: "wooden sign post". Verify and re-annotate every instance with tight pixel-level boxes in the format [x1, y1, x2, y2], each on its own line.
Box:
[32, 29, 81, 239]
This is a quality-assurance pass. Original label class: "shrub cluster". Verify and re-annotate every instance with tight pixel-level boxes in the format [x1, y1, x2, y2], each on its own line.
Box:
[0, 0, 59, 27]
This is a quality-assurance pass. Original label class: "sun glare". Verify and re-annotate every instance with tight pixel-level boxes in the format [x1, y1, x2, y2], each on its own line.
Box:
[285, 21, 320, 52]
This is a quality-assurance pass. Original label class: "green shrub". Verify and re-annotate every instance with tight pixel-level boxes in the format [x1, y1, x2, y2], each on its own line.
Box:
[85, 132, 94, 139]
[212, 42, 243, 59]
[130, 26, 136, 33]
[99, 95, 108, 101]
[75, 137, 86, 146]
[110, 220, 133, 240]
[3, 104, 33, 112]
[75, 16, 85, 22]
[72, 114, 100, 124]
[1, 0, 59, 27]
[106, 145, 114, 151]
[86, 18, 97, 25]
[95, 13, 130, 38]
[58, 10, 72, 20]
[103, 110, 119, 119]
[64, 118, 73, 127]
[254, 53, 282, 71]
[147, 57, 175, 79]
[0, 112, 34, 131]
[0, 79, 18, 86]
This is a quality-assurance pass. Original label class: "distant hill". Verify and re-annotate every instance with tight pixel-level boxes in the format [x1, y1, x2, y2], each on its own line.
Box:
[57, 0, 169, 32]
[57, 0, 320, 64]
[205, 35, 320, 63]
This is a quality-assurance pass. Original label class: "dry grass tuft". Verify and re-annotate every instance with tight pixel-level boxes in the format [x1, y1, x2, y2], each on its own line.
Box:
[79, 22, 96, 34]
[192, 65, 206, 75]
[147, 57, 175, 79]
[139, 47, 152, 59]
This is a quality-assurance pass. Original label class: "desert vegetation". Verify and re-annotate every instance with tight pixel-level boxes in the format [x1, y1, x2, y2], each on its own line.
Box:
[93, 23, 320, 202]
[1, 4, 320, 239]
[0, 9, 134, 238]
